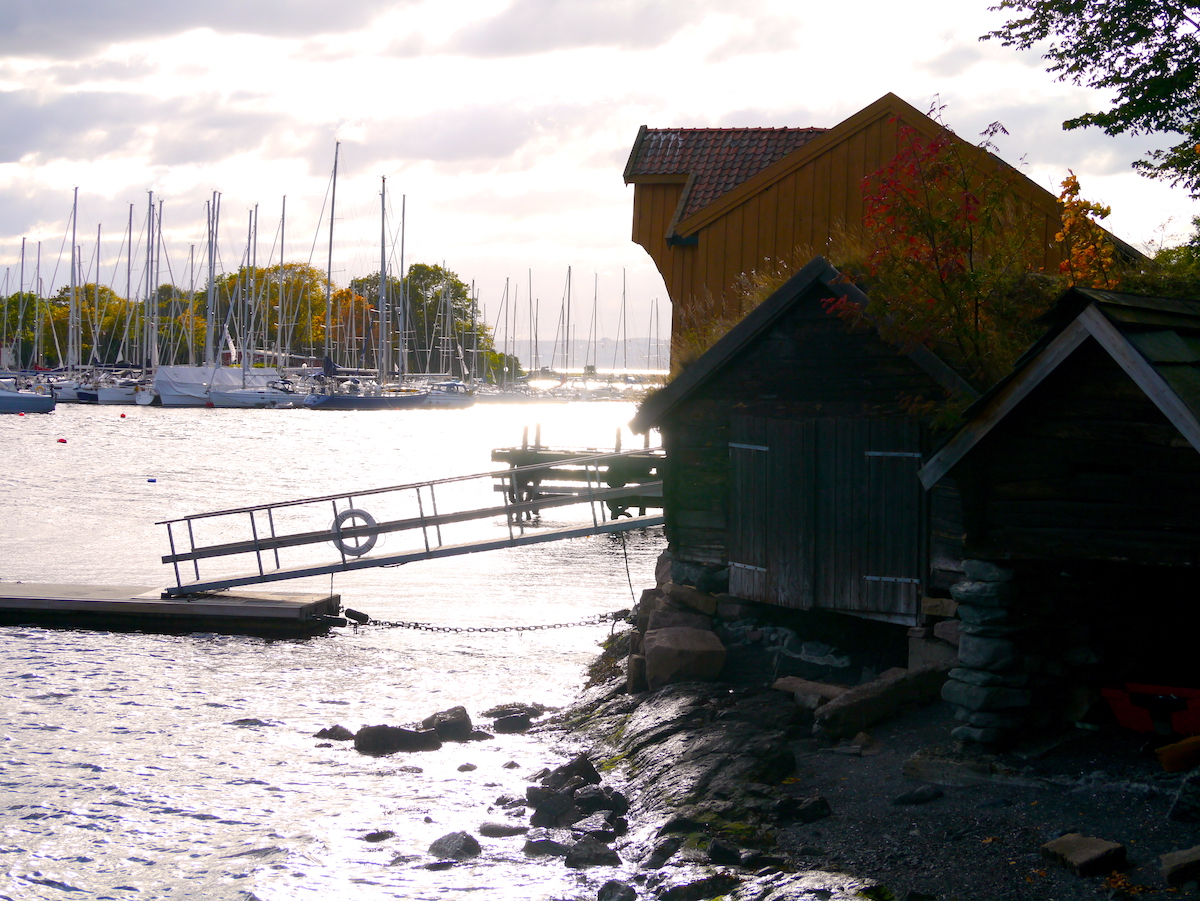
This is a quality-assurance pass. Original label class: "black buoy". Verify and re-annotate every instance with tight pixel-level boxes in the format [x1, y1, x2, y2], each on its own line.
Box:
[344, 608, 370, 624]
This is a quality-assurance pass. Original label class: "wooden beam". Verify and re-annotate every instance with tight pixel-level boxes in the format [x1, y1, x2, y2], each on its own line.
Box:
[1078, 304, 1200, 454]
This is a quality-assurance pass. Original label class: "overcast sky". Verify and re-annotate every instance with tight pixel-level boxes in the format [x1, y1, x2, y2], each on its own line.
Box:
[1, 0, 1194, 346]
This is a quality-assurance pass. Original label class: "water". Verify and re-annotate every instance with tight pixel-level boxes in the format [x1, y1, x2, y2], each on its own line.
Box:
[0, 403, 664, 900]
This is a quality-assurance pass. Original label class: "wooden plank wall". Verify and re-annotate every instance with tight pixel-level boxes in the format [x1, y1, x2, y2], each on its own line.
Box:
[631, 112, 1065, 352]
[963, 339, 1200, 565]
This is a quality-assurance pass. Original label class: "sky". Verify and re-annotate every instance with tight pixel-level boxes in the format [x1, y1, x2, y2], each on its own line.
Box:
[0, 0, 1196, 350]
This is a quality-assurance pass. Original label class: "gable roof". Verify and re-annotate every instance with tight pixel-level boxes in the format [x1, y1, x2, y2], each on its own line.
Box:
[918, 289, 1200, 489]
[623, 126, 826, 222]
[629, 256, 978, 434]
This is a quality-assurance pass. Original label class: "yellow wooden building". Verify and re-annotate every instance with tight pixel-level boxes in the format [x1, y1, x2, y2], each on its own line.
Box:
[624, 93, 1084, 358]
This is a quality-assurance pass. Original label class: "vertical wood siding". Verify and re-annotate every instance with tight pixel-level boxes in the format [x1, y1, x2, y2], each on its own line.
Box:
[727, 414, 923, 619]
[630, 111, 1065, 354]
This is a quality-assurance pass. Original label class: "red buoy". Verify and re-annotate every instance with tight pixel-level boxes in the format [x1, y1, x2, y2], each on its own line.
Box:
[57, 438, 67, 444]
[120, 413, 126, 418]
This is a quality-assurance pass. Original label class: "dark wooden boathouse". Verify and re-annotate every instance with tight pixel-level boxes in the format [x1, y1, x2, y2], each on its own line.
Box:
[920, 287, 1200, 567]
[916, 288, 1200, 739]
[630, 256, 977, 627]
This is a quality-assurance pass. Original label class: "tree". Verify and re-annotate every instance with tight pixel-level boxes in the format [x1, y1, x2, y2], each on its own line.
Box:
[825, 114, 1060, 390]
[985, 1, 1200, 196]
[1056, 172, 1121, 289]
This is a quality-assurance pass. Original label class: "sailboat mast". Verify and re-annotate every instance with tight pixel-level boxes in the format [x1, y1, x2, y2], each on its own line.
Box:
[278, 196, 286, 371]
[379, 176, 389, 381]
[68, 187, 79, 371]
[398, 194, 406, 378]
[205, 193, 221, 366]
[324, 142, 339, 364]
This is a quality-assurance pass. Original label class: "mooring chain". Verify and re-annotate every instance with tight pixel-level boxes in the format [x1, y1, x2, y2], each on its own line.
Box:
[366, 611, 628, 632]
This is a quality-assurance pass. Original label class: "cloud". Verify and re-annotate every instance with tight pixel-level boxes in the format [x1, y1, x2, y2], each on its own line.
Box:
[703, 16, 798, 64]
[340, 102, 602, 168]
[0, 89, 293, 167]
[0, 0, 408, 57]
[445, 0, 721, 57]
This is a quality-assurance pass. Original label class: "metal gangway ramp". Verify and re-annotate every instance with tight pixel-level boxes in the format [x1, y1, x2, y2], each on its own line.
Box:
[159, 448, 664, 596]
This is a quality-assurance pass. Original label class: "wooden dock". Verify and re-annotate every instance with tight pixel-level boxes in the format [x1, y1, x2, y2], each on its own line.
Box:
[0, 583, 343, 637]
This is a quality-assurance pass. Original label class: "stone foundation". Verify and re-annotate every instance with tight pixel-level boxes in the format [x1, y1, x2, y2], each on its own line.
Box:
[939, 559, 1106, 745]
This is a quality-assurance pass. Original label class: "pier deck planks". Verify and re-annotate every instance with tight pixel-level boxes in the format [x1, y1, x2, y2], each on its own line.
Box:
[0, 583, 341, 636]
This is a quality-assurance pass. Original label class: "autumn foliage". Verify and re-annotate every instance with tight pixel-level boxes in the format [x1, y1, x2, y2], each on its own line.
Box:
[824, 114, 1058, 391]
[1056, 171, 1120, 289]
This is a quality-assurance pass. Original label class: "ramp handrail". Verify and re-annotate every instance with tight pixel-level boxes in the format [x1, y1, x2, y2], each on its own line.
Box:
[158, 447, 663, 595]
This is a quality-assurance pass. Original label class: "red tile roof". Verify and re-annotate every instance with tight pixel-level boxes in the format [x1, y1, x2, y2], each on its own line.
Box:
[625, 127, 826, 221]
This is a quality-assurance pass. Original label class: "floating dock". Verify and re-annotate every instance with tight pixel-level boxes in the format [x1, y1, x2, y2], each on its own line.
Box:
[0, 583, 342, 637]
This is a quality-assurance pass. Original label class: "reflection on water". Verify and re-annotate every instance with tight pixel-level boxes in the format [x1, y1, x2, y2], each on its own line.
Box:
[1, 403, 663, 899]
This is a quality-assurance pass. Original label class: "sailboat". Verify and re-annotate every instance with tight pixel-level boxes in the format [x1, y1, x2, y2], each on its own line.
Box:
[0, 378, 55, 413]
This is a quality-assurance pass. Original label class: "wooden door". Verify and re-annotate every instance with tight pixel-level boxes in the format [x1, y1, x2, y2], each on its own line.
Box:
[814, 418, 924, 623]
[728, 416, 815, 608]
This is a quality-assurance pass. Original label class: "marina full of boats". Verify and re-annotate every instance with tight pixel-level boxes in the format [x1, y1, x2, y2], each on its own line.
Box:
[0, 364, 661, 413]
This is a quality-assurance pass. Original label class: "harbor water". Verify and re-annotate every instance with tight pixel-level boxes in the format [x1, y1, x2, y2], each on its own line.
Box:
[0, 402, 664, 900]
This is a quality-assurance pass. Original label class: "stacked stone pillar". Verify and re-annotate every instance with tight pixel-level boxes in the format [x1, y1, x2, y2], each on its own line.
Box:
[941, 559, 1031, 744]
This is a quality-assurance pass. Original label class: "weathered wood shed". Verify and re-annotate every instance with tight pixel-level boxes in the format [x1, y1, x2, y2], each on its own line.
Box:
[916, 289, 1200, 739]
[630, 256, 976, 626]
[920, 288, 1200, 566]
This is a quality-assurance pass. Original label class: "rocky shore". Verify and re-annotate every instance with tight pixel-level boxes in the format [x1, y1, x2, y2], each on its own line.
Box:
[314, 581, 1200, 900]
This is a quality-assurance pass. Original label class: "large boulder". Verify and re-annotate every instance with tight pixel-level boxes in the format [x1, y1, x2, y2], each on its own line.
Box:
[421, 706, 473, 742]
[814, 665, 949, 738]
[354, 724, 442, 755]
[427, 831, 481, 860]
[644, 627, 726, 690]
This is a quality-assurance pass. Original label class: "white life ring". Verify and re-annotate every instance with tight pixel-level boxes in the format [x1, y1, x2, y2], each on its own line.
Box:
[331, 507, 378, 557]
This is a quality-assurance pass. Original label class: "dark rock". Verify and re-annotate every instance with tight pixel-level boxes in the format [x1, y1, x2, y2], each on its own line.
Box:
[956, 604, 1016, 627]
[480, 701, 547, 719]
[607, 815, 629, 836]
[502, 760, 519, 769]
[420, 706, 473, 742]
[495, 793, 524, 808]
[479, 821, 528, 837]
[1170, 771, 1200, 823]
[427, 831, 480, 860]
[570, 812, 617, 841]
[522, 828, 572, 857]
[644, 627, 726, 690]
[655, 873, 740, 901]
[362, 830, 395, 842]
[423, 859, 455, 870]
[961, 559, 1015, 582]
[354, 725, 442, 755]
[1161, 844, 1200, 886]
[544, 753, 602, 789]
[956, 635, 1020, 672]
[947, 667, 1028, 688]
[457, 763, 477, 772]
[648, 606, 713, 632]
[227, 718, 271, 727]
[493, 714, 531, 733]
[597, 879, 637, 901]
[1041, 832, 1126, 876]
[950, 580, 1014, 605]
[469, 730, 494, 741]
[892, 784, 944, 805]
[793, 796, 832, 823]
[575, 784, 629, 816]
[565, 835, 620, 868]
[640, 835, 684, 869]
[315, 742, 333, 748]
[706, 837, 741, 865]
[314, 724, 354, 741]
[526, 784, 577, 827]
